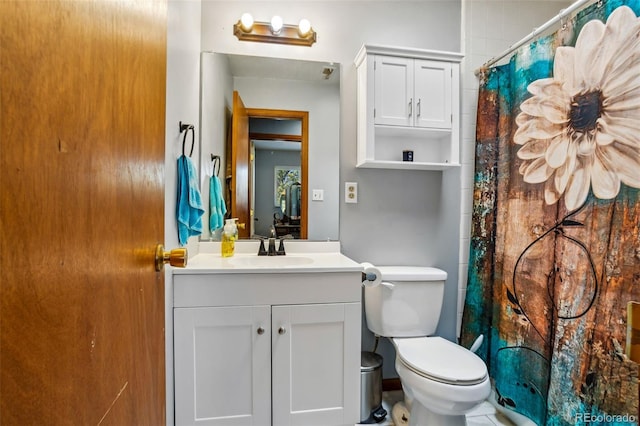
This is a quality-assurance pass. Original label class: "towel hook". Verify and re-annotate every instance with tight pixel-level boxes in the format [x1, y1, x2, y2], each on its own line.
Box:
[180, 121, 195, 157]
[211, 154, 221, 176]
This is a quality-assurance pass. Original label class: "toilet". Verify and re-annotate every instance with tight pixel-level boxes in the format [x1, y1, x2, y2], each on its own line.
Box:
[363, 266, 491, 426]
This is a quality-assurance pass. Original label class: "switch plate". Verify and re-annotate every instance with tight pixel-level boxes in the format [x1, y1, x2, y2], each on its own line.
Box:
[312, 189, 324, 201]
[345, 182, 358, 203]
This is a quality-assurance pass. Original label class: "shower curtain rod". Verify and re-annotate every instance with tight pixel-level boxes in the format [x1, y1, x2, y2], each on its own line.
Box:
[474, 0, 596, 76]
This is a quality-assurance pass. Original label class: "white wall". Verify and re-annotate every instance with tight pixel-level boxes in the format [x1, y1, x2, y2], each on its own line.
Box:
[165, 1, 202, 424]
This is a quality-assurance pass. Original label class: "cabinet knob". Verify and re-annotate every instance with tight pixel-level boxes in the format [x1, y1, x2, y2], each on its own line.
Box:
[278, 327, 286, 335]
[257, 327, 265, 335]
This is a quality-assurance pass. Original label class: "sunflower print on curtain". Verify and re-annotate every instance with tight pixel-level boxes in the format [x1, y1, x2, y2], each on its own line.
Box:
[461, 1, 640, 425]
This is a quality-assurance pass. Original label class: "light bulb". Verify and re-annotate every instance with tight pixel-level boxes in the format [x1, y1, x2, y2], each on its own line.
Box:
[298, 18, 311, 36]
[239, 13, 254, 32]
[270, 15, 283, 34]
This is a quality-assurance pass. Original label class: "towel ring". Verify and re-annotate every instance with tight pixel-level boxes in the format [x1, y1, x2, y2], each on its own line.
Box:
[211, 154, 221, 176]
[180, 121, 195, 157]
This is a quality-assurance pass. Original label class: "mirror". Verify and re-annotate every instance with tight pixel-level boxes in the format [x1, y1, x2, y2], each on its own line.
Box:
[200, 52, 341, 240]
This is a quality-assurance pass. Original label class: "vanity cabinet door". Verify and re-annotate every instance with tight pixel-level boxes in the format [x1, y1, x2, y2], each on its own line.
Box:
[174, 306, 271, 426]
[271, 303, 361, 426]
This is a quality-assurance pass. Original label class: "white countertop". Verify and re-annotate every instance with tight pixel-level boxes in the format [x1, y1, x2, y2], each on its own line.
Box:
[173, 240, 362, 274]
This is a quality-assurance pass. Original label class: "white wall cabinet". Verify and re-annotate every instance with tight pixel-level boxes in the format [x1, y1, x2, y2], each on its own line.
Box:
[355, 45, 463, 170]
[374, 56, 452, 130]
[173, 269, 361, 426]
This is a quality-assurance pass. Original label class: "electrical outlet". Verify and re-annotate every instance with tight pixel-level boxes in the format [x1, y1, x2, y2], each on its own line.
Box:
[345, 182, 358, 203]
[312, 189, 324, 201]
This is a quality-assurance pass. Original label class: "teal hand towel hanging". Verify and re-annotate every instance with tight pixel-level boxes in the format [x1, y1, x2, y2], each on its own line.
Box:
[209, 175, 227, 233]
[176, 155, 204, 246]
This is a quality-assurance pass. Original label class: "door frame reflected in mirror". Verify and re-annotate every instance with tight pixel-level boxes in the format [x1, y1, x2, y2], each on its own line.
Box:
[231, 99, 308, 239]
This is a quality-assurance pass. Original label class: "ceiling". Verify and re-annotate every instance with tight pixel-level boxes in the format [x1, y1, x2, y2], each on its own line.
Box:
[225, 53, 339, 85]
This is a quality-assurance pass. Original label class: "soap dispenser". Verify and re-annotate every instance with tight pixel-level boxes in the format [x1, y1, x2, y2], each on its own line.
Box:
[221, 218, 238, 257]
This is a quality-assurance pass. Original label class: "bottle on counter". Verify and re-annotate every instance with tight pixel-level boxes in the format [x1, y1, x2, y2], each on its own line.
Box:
[221, 218, 238, 257]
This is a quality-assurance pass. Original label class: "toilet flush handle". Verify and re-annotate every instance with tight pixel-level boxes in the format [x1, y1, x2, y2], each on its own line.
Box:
[381, 282, 395, 290]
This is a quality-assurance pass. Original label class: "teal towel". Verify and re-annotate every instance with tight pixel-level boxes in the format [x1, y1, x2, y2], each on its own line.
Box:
[176, 155, 204, 245]
[209, 175, 227, 232]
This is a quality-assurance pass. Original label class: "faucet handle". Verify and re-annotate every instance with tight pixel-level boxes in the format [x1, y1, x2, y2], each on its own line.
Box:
[257, 239, 267, 256]
[276, 239, 286, 256]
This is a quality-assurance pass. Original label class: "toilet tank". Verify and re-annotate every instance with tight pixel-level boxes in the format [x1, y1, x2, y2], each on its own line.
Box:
[364, 266, 447, 337]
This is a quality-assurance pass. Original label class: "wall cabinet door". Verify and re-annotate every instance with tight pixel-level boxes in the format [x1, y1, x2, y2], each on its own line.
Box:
[174, 306, 271, 426]
[413, 59, 452, 129]
[374, 55, 451, 130]
[272, 303, 361, 426]
[374, 56, 413, 127]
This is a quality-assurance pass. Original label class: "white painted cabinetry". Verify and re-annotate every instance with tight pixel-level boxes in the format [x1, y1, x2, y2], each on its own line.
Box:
[355, 44, 463, 170]
[173, 268, 361, 426]
[174, 305, 271, 426]
[272, 303, 360, 426]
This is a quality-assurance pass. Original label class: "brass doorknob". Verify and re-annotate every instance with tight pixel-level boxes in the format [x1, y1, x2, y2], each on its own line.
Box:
[155, 244, 188, 271]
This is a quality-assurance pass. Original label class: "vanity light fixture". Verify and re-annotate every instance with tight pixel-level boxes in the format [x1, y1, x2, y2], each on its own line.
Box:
[239, 13, 254, 32]
[270, 15, 283, 34]
[233, 14, 317, 47]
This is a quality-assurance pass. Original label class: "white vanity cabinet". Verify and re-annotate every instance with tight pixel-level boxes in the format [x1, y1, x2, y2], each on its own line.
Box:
[355, 44, 463, 170]
[174, 305, 272, 426]
[173, 260, 361, 426]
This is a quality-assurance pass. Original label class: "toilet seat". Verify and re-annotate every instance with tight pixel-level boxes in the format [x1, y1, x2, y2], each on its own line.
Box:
[393, 337, 488, 385]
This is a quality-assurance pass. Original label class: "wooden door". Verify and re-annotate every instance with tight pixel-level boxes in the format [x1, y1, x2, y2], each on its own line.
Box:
[231, 91, 251, 238]
[272, 303, 361, 426]
[0, 1, 167, 424]
[174, 306, 272, 425]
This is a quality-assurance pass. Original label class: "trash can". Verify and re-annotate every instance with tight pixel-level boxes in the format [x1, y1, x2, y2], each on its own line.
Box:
[360, 351, 387, 423]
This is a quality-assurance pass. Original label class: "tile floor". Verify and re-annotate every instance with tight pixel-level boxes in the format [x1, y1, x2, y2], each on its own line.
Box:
[372, 390, 516, 426]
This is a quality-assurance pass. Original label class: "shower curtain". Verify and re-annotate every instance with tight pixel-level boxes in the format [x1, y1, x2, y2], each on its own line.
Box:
[461, 1, 640, 425]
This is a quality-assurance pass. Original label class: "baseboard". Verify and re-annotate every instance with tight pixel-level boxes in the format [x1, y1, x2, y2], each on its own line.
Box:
[382, 378, 402, 391]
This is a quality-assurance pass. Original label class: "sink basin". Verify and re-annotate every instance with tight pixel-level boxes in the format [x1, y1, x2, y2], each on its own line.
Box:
[228, 255, 314, 268]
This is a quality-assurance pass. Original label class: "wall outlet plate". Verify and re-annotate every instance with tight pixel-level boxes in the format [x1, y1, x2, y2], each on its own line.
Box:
[345, 182, 358, 203]
[312, 189, 324, 201]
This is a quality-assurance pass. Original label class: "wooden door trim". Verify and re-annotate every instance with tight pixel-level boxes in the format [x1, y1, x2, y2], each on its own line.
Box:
[246, 108, 309, 239]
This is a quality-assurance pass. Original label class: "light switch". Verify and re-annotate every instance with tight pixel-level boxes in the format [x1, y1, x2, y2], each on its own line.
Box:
[312, 189, 324, 201]
[345, 182, 358, 203]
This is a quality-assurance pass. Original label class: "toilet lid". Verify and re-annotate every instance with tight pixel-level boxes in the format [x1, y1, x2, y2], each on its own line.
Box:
[377, 266, 447, 281]
[394, 337, 488, 385]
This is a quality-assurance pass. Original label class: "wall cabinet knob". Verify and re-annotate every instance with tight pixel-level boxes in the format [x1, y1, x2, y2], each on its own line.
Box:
[278, 327, 286, 335]
[257, 327, 265, 335]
